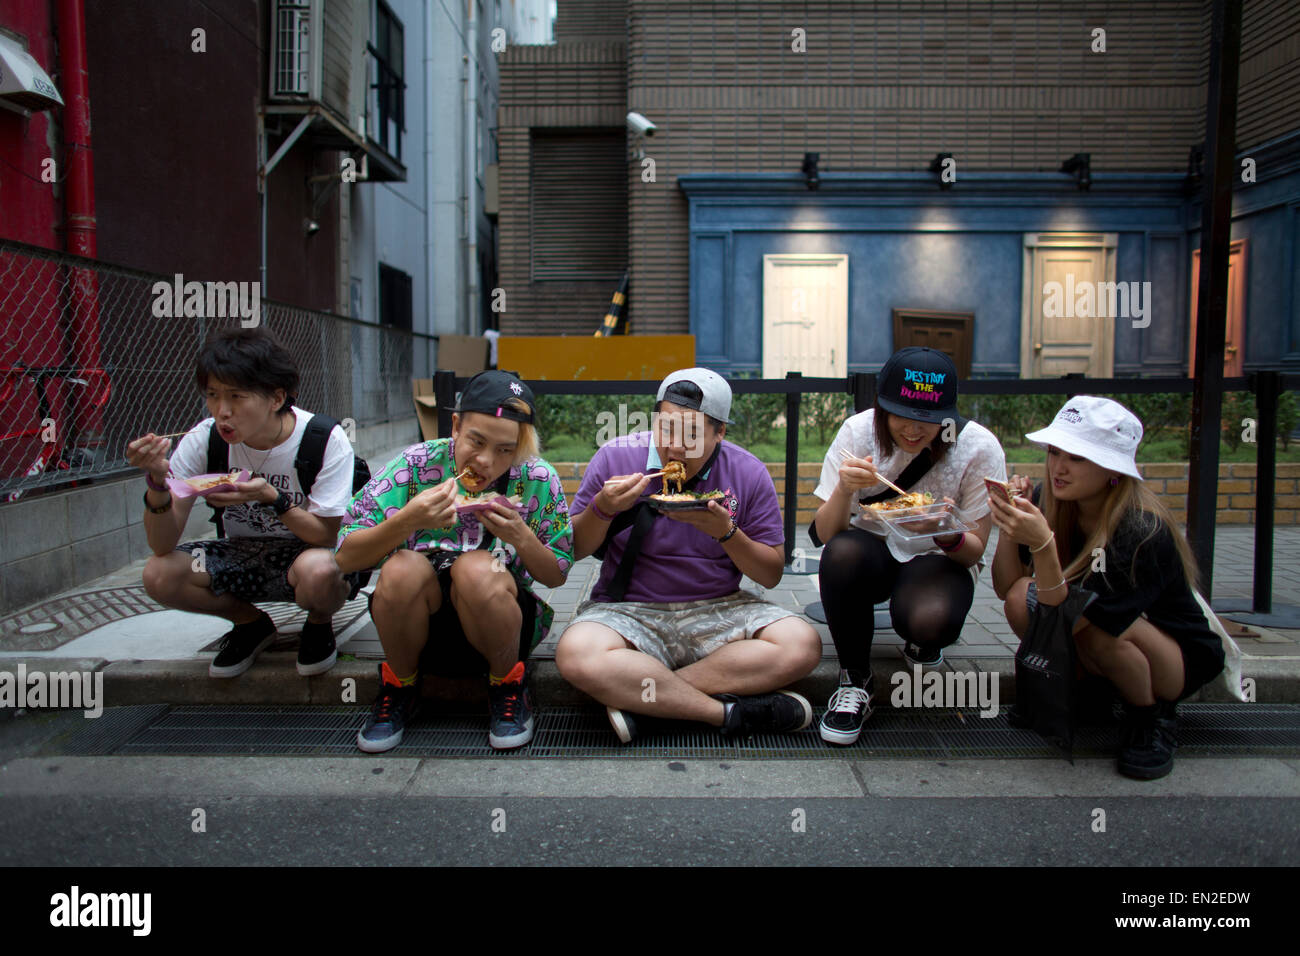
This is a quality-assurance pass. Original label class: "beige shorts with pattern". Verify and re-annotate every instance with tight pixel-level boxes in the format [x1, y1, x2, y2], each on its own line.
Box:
[567, 589, 797, 670]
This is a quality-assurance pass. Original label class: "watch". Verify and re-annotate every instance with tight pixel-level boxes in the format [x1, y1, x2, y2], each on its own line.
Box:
[271, 492, 294, 515]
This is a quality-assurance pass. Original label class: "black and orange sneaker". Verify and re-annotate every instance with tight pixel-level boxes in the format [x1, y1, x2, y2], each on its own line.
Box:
[488, 661, 535, 750]
[356, 663, 419, 754]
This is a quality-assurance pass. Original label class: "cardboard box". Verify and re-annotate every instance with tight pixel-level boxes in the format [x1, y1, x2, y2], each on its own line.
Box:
[438, 335, 490, 377]
[411, 378, 440, 441]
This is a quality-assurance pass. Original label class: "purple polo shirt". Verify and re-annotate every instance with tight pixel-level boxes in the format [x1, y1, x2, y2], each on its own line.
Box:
[572, 432, 785, 604]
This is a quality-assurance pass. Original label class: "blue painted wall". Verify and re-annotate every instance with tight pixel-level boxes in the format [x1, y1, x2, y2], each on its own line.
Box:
[680, 132, 1300, 377]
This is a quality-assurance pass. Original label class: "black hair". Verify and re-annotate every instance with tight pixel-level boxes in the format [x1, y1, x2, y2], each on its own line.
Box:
[873, 395, 952, 463]
[654, 381, 725, 433]
[195, 327, 299, 414]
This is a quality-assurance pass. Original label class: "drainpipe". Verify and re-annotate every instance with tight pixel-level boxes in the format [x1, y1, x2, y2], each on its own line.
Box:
[55, 0, 106, 446]
[465, 1, 479, 336]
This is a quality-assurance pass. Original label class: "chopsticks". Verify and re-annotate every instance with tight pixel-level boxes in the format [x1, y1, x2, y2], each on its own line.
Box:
[153, 430, 192, 441]
[604, 470, 665, 488]
[840, 449, 907, 496]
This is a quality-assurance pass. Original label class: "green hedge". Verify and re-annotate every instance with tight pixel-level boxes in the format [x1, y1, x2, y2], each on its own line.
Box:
[532, 390, 1299, 462]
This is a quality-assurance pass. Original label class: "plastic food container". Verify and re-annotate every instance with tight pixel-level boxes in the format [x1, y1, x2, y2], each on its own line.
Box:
[855, 501, 977, 542]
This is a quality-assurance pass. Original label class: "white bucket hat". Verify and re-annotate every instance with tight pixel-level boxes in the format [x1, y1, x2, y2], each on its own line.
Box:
[1024, 395, 1144, 480]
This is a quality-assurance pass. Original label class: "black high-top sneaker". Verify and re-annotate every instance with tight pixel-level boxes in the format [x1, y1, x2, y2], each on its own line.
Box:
[819, 669, 875, 745]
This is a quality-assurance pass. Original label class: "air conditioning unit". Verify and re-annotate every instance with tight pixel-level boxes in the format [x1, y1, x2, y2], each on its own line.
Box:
[269, 0, 322, 101]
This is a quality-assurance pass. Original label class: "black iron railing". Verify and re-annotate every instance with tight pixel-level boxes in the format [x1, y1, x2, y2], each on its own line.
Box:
[435, 369, 1299, 616]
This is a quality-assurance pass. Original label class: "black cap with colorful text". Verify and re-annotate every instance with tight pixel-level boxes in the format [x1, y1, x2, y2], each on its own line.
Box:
[875, 347, 960, 424]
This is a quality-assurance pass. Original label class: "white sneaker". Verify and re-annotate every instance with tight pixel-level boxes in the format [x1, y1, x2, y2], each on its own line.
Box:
[819, 669, 874, 745]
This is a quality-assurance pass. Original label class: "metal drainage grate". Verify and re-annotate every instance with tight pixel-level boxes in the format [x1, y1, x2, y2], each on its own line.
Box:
[47, 703, 1300, 759]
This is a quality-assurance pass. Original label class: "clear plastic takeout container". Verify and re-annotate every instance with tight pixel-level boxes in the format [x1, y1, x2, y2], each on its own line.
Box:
[856, 500, 978, 542]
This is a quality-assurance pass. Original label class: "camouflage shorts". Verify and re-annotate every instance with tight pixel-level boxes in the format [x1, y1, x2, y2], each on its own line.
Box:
[567, 590, 796, 670]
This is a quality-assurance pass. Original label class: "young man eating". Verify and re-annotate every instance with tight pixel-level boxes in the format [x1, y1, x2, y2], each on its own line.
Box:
[555, 368, 821, 742]
[331, 370, 572, 752]
[126, 327, 361, 678]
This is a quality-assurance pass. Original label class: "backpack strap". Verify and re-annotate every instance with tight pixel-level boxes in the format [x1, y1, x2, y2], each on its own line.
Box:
[294, 414, 337, 498]
[206, 421, 229, 537]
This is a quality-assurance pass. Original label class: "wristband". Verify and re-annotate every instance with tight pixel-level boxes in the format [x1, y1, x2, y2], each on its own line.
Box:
[271, 491, 295, 515]
[143, 489, 172, 514]
[590, 501, 615, 522]
[716, 520, 739, 543]
[145, 474, 168, 492]
[936, 531, 965, 553]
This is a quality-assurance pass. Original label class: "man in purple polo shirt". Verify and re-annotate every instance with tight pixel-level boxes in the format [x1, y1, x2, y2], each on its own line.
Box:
[555, 368, 821, 742]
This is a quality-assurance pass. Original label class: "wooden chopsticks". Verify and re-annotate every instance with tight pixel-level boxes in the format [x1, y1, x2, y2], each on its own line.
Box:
[840, 449, 907, 496]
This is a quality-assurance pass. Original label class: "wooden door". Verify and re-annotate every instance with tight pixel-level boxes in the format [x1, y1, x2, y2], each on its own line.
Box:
[762, 254, 848, 377]
[1021, 233, 1117, 377]
[1189, 240, 1246, 377]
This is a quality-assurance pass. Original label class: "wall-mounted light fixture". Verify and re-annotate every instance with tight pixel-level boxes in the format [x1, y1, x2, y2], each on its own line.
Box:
[1060, 153, 1092, 190]
[802, 152, 820, 190]
[929, 152, 954, 190]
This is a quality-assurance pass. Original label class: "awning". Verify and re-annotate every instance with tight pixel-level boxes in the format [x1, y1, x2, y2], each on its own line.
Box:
[262, 104, 406, 183]
[0, 33, 64, 112]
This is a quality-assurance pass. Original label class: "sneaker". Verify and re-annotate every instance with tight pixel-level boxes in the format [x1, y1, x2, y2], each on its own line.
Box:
[901, 642, 943, 668]
[209, 612, 277, 678]
[488, 662, 535, 750]
[356, 664, 419, 754]
[719, 690, 813, 738]
[819, 669, 875, 745]
[607, 706, 638, 744]
[1116, 700, 1178, 780]
[1006, 702, 1032, 728]
[296, 619, 337, 676]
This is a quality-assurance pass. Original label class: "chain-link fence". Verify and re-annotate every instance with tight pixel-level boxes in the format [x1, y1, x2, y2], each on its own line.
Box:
[0, 239, 436, 500]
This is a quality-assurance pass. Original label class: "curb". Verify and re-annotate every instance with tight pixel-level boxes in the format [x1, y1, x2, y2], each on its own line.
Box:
[4, 653, 1297, 709]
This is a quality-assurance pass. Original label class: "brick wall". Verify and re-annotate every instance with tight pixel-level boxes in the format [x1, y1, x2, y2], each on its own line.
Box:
[548, 461, 1300, 526]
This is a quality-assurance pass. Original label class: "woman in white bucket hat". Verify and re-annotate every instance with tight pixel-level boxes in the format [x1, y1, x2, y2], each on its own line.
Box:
[988, 396, 1225, 781]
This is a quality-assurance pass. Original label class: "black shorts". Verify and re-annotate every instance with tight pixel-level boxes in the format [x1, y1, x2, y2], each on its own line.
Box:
[1026, 581, 1224, 701]
[175, 536, 367, 603]
[367, 550, 536, 678]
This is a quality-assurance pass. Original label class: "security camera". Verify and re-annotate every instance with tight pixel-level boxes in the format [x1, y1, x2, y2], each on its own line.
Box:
[627, 112, 656, 137]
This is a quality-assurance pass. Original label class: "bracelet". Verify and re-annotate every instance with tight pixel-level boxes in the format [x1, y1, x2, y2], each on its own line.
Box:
[590, 501, 615, 522]
[935, 532, 965, 553]
[1038, 578, 1068, 593]
[1029, 533, 1055, 554]
[145, 474, 168, 492]
[143, 489, 172, 514]
[716, 520, 739, 543]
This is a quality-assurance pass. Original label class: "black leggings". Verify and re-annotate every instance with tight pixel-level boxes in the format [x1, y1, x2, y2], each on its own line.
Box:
[818, 527, 976, 673]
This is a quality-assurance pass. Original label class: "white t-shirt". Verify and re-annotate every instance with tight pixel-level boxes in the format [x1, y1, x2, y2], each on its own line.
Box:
[813, 409, 1008, 563]
[170, 406, 355, 539]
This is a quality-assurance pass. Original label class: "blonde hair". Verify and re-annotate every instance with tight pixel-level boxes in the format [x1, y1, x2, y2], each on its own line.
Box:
[505, 397, 540, 464]
[1040, 472, 1200, 591]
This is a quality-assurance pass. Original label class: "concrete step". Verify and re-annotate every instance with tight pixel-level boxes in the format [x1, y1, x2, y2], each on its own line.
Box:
[4, 652, 1283, 710]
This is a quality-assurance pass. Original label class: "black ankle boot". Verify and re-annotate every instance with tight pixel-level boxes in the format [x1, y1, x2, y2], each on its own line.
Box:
[1117, 700, 1177, 780]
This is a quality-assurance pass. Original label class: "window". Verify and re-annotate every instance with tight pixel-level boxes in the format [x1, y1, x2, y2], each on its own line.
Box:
[529, 129, 628, 281]
[378, 263, 413, 332]
[369, 2, 405, 160]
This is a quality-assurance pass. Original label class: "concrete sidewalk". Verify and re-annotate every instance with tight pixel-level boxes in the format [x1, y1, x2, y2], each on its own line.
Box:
[2, 520, 1299, 708]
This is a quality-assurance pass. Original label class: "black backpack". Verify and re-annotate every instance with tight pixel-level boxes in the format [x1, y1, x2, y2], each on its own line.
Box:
[205, 415, 372, 538]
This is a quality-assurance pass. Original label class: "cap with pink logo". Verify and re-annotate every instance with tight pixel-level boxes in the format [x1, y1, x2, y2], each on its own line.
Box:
[1025, 395, 1144, 479]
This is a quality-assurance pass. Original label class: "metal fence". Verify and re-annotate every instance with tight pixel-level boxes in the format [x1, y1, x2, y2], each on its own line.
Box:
[437, 368, 1299, 613]
[0, 238, 435, 500]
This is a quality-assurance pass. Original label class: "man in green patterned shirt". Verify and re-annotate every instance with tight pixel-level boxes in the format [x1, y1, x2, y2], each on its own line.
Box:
[332, 371, 573, 752]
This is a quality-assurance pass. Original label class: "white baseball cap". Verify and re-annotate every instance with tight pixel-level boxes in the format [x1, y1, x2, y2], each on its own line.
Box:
[1024, 396, 1144, 480]
[657, 367, 734, 424]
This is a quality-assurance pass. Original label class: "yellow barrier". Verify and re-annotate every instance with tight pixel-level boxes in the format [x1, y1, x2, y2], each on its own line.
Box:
[497, 335, 696, 380]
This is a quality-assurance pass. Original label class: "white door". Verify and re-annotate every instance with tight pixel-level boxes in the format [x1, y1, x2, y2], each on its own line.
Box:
[762, 254, 848, 378]
[1021, 233, 1117, 377]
